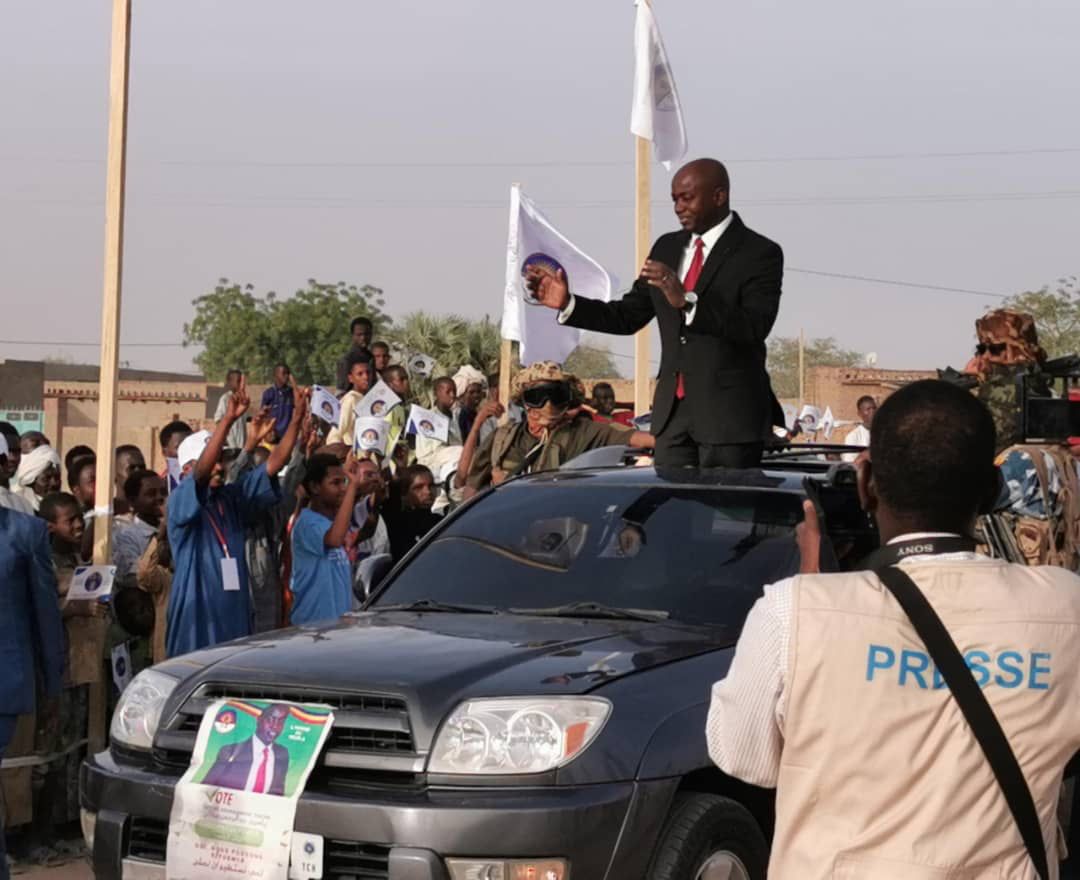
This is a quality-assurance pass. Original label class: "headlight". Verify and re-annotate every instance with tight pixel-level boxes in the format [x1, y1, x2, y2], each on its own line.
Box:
[429, 697, 610, 775]
[109, 669, 180, 751]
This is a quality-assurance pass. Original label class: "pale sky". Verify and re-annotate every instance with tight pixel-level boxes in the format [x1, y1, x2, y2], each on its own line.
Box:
[2, 0, 1078, 377]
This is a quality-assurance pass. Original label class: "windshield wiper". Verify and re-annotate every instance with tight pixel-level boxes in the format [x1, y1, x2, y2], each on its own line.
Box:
[508, 601, 669, 622]
[373, 599, 499, 615]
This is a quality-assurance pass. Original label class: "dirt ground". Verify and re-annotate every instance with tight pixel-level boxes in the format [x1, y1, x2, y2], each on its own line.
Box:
[12, 861, 92, 880]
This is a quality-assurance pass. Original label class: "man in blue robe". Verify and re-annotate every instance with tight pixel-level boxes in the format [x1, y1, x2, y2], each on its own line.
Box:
[0, 506, 65, 880]
[166, 378, 307, 657]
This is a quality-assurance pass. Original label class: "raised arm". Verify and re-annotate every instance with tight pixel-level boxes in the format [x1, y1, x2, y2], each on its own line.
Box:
[527, 263, 655, 337]
[265, 386, 308, 477]
[325, 454, 376, 549]
[195, 376, 250, 486]
[454, 400, 504, 491]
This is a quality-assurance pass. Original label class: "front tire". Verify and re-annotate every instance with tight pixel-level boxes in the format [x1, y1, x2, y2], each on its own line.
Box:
[647, 792, 768, 880]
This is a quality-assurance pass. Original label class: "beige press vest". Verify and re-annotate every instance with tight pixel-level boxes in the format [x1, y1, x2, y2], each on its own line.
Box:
[774, 560, 1080, 880]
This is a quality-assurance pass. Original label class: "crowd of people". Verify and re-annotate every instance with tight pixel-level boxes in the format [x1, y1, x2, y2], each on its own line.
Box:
[0, 322, 660, 870]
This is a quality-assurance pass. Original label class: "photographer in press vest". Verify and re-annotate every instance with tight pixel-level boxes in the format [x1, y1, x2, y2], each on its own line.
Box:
[707, 379, 1080, 880]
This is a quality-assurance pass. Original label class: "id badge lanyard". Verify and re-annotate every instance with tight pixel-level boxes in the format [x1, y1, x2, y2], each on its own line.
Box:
[206, 501, 241, 592]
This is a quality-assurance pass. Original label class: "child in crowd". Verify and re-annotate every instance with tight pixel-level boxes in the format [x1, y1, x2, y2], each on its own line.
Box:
[67, 456, 96, 512]
[370, 341, 392, 375]
[166, 377, 304, 657]
[113, 444, 147, 517]
[383, 464, 441, 563]
[382, 365, 412, 463]
[289, 453, 375, 625]
[113, 470, 166, 587]
[37, 492, 106, 855]
[328, 350, 374, 448]
[159, 420, 193, 493]
[416, 376, 464, 467]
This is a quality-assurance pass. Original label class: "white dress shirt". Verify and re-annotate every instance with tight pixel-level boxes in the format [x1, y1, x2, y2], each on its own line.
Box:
[244, 736, 276, 793]
[558, 214, 734, 326]
[705, 533, 987, 787]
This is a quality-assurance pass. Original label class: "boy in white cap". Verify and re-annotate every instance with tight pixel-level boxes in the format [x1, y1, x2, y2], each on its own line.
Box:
[166, 377, 307, 657]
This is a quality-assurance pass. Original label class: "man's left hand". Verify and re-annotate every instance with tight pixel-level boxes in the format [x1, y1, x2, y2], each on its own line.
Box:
[640, 260, 686, 309]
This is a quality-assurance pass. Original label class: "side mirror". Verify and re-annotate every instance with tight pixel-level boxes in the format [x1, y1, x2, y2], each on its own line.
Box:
[356, 553, 394, 602]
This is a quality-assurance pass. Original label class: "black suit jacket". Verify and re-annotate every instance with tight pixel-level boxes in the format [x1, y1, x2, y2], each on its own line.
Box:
[563, 212, 783, 445]
[202, 737, 290, 796]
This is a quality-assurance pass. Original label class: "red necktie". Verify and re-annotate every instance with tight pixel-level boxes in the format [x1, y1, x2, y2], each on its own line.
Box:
[675, 237, 706, 400]
[253, 745, 270, 793]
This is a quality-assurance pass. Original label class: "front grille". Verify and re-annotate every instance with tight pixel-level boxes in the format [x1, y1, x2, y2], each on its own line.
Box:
[123, 817, 391, 879]
[156, 684, 421, 784]
[325, 840, 391, 880]
[127, 817, 168, 863]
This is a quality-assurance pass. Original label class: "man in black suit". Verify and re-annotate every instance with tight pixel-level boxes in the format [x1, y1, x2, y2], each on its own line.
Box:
[528, 158, 783, 468]
[202, 703, 291, 796]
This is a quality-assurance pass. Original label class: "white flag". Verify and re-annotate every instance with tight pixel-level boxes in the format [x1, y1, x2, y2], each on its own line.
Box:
[355, 379, 402, 420]
[501, 185, 615, 365]
[630, 0, 688, 170]
[820, 406, 836, 440]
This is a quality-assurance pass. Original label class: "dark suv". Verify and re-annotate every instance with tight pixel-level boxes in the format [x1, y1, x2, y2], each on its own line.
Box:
[81, 453, 874, 880]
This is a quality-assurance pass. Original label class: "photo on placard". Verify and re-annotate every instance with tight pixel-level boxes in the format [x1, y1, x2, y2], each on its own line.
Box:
[191, 700, 333, 800]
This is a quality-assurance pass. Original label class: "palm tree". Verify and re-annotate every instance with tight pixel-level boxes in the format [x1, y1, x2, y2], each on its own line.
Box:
[385, 312, 503, 404]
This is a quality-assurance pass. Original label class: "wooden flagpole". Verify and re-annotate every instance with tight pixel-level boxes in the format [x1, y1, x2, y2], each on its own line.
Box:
[633, 134, 651, 415]
[88, 0, 132, 751]
[93, 0, 132, 567]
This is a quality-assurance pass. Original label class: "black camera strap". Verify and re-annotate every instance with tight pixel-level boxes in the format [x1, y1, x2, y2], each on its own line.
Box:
[874, 561, 1049, 880]
[861, 536, 977, 571]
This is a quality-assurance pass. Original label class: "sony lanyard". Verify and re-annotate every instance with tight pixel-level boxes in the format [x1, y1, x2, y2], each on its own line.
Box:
[205, 500, 231, 558]
[861, 536, 977, 571]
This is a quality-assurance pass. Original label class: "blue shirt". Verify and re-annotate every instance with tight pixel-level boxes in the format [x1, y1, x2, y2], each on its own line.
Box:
[289, 508, 353, 626]
[261, 385, 295, 439]
[0, 508, 65, 716]
[166, 465, 281, 657]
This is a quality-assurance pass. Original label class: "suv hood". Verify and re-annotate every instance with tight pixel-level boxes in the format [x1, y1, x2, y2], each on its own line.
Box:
[165, 611, 734, 741]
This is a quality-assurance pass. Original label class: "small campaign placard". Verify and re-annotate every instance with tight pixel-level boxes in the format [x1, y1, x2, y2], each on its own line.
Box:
[407, 353, 435, 378]
[355, 380, 402, 420]
[353, 417, 391, 457]
[68, 565, 115, 602]
[406, 405, 450, 443]
[310, 385, 341, 427]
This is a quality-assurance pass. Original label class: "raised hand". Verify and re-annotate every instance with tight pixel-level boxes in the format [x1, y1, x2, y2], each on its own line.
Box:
[477, 400, 505, 424]
[524, 264, 570, 311]
[640, 260, 687, 309]
[227, 375, 251, 421]
[248, 406, 275, 445]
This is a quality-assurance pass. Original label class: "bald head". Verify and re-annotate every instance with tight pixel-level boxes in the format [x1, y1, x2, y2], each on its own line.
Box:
[671, 158, 730, 234]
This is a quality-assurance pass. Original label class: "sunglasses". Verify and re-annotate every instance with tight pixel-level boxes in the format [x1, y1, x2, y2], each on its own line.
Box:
[975, 343, 1008, 356]
[521, 381, 574, 409]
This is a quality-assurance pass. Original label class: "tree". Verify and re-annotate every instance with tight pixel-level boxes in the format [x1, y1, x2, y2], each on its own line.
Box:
[383, 312, 502, 404]
[182, 279, 389, 384]
[767, 336, 863, 399]
[1001, 276, 1080, 359]
[563, 344, 620, 378]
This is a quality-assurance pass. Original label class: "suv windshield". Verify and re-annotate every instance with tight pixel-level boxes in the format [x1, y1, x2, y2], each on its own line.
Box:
[371, 483, 803, 627]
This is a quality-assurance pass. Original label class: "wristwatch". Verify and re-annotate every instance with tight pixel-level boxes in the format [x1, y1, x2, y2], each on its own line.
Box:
[682, 292, 698, 312]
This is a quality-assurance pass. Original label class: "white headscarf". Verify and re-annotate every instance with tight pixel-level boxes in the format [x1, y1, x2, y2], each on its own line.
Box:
[12, 445, 61, 510]
[452, 365, 487, 400]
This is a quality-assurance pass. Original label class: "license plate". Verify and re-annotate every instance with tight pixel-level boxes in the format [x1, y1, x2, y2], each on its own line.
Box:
[288, 832, 324, 880]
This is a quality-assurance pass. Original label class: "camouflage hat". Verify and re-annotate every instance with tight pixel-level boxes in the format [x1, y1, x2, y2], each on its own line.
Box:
[975, 309, 1046, 365]
[511, 361, 586, 404]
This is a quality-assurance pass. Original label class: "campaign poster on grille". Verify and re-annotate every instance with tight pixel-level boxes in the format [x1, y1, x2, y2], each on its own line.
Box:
[166, 699, 334, 880]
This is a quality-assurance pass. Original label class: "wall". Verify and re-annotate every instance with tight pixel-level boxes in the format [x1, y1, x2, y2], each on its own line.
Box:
[804, 366, 937, 421]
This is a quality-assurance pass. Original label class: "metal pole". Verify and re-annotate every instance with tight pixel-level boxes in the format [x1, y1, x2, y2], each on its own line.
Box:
[633, 135, 652, 414]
